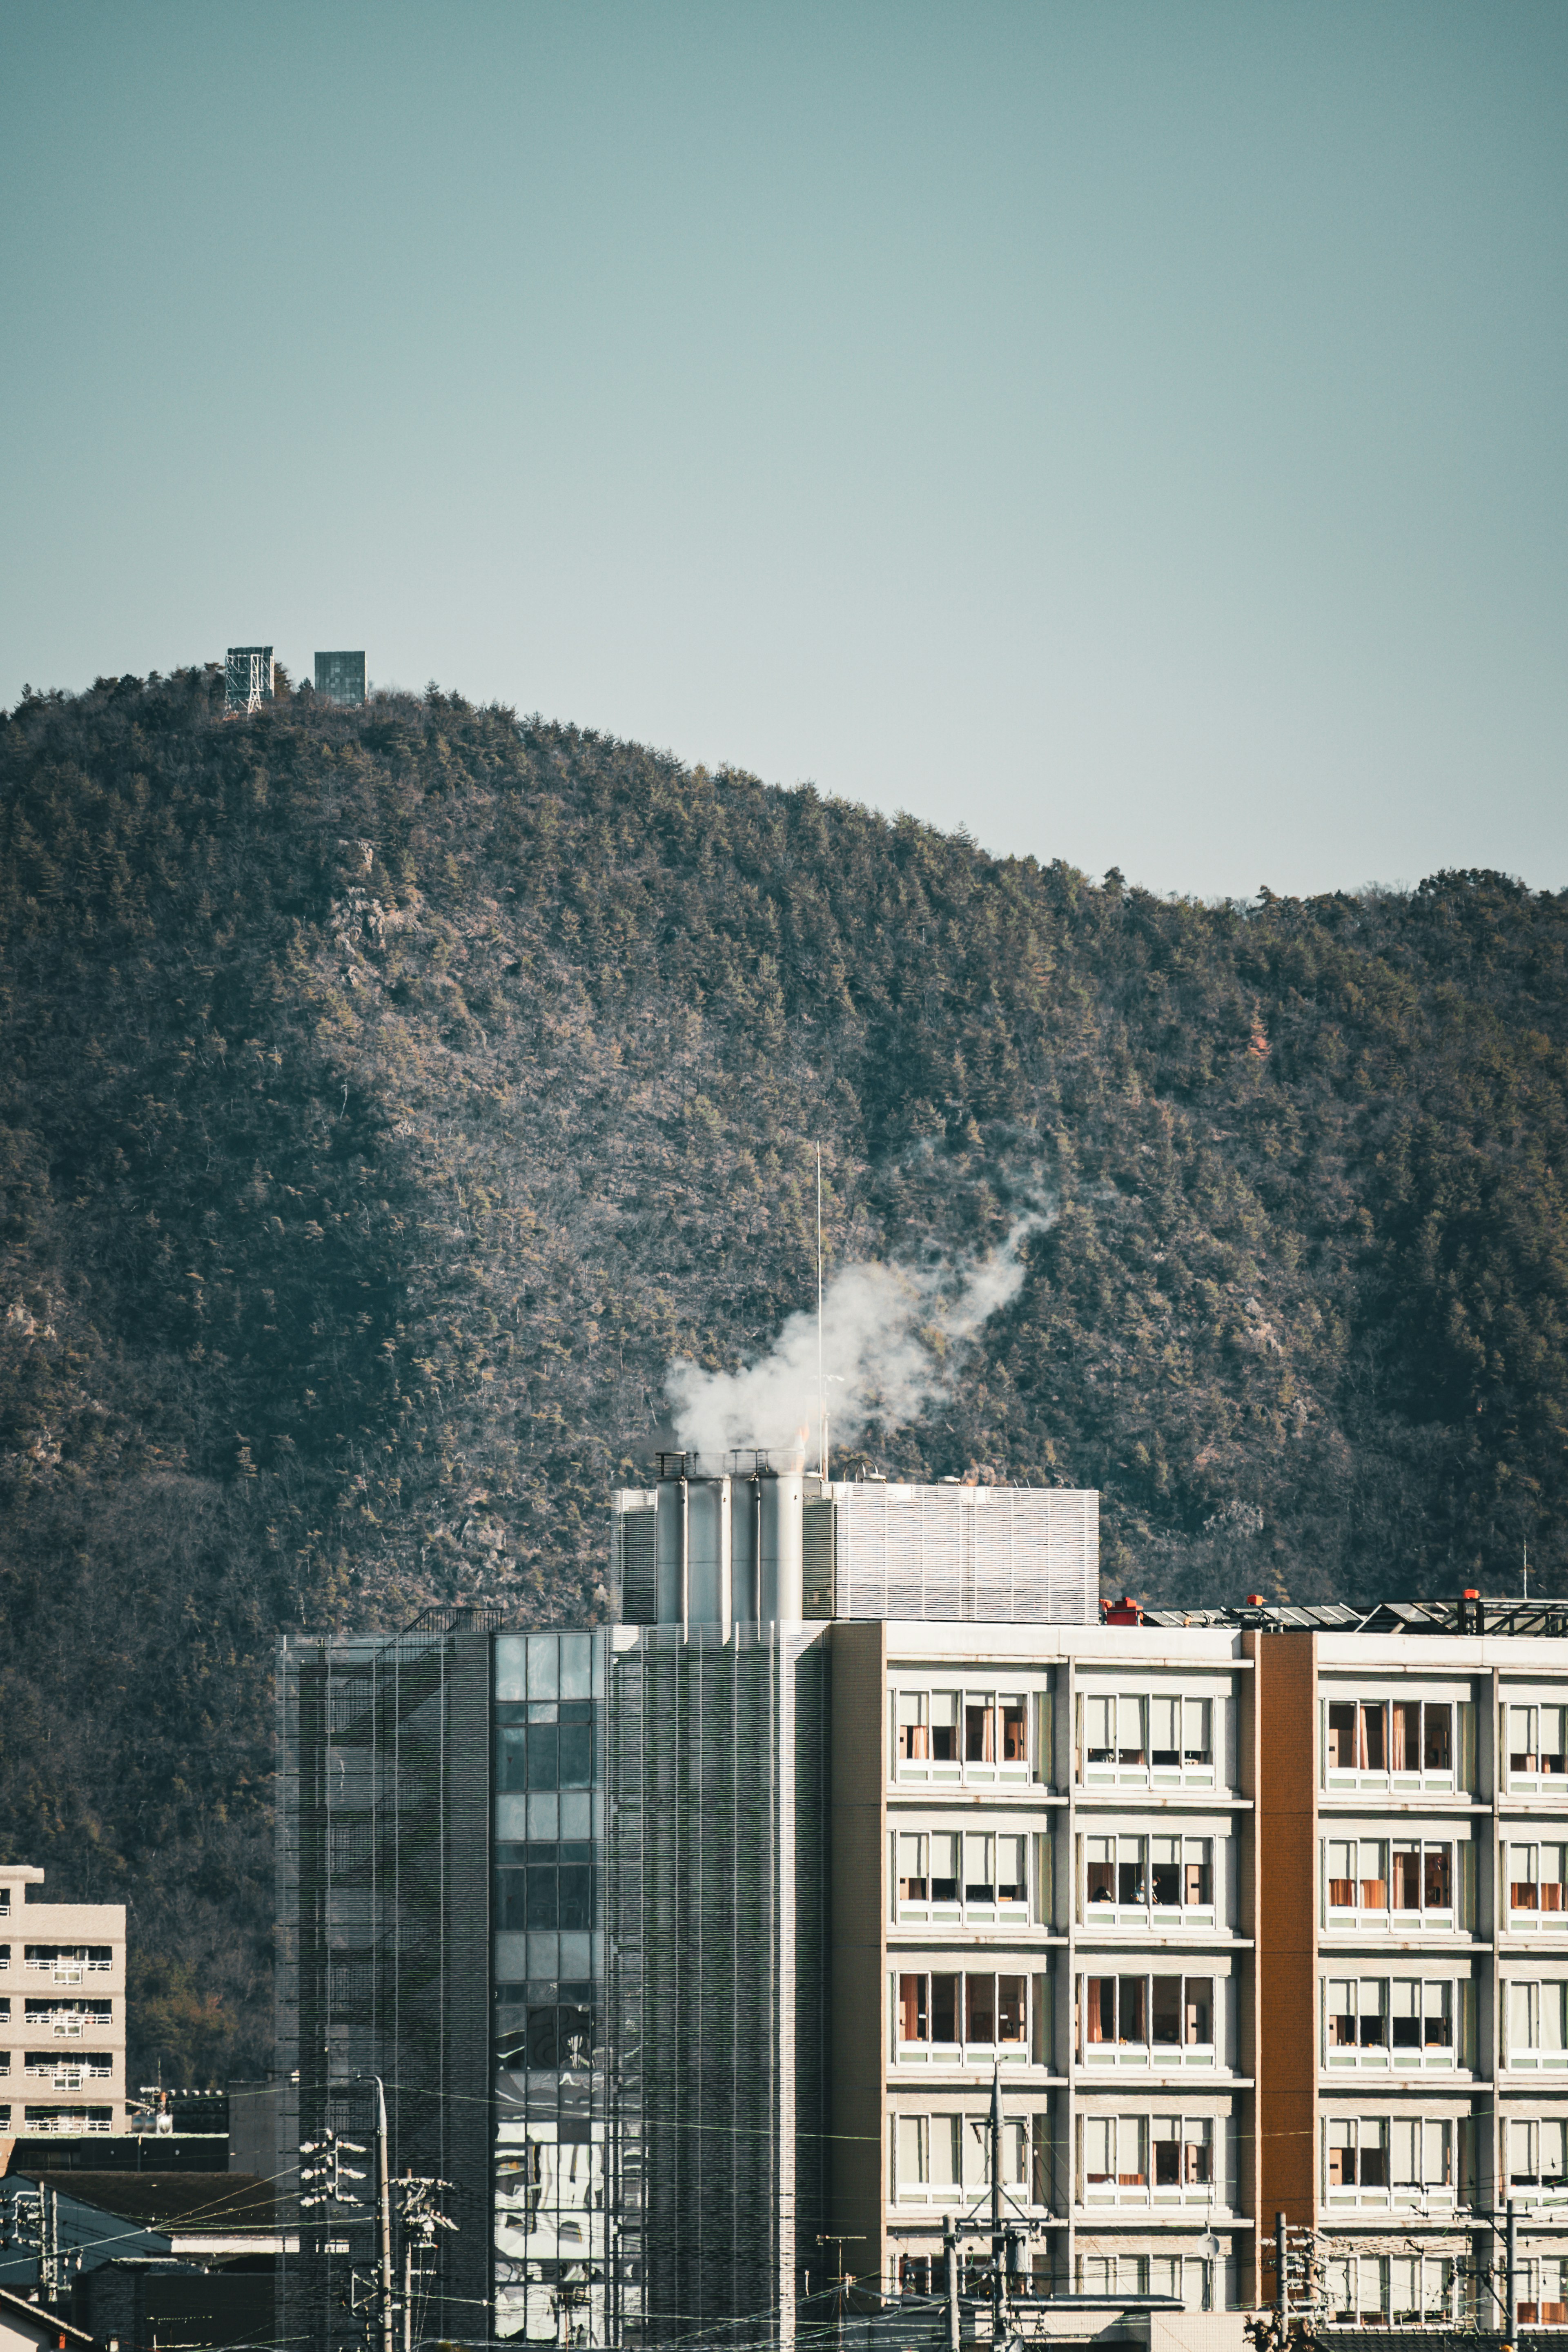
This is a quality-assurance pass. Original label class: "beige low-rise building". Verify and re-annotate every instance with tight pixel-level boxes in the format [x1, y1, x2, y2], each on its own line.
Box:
[0, 1867, 127, 2145]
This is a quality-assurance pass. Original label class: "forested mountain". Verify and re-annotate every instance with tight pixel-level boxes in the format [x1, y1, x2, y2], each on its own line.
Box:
[4, 664, 1568, 2083]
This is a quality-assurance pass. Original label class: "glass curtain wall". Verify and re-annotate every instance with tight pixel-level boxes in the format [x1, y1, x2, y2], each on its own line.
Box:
[492, 1630, 609, 2344]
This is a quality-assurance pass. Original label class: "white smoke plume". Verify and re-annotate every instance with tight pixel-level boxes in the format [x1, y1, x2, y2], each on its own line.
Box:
[665, 1207, 1053, 1467]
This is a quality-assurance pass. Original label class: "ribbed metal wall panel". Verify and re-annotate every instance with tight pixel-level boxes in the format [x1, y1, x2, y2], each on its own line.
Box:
[830, 1484, 1097, 1623]
[607, 1625, 828, 2347]
[614, 1492, 659, 1626]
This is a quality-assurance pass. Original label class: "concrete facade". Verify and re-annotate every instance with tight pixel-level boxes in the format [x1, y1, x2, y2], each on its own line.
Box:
[0, 1868, 127, 2148]
[1251, 1623, 1568, 2332]
[279, 1507, 1568, 2344]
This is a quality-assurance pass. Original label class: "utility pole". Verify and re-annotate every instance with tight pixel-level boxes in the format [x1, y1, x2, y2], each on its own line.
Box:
[815, 2232, 864, 2351]
[1508, 2197, 1519, 2333]
[989, 2068, 1005, 2348]
[1275, 2213, 1288, 2336]
[1, 2185, 43, 2294]
[942, 2214, 961, 2352]
[391, 2172, 457, 2352]
[374, 2078, 394, 2352]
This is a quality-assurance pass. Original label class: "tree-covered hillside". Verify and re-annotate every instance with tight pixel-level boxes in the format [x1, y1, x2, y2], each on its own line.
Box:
[4, 665, 1568, 2080]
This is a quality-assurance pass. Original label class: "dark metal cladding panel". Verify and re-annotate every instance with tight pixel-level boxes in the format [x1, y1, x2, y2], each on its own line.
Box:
[446, 1631, 494, 2327]
[278, 1625, 495, 2352]
[314, 650, 366, 704]
[802, 1500, 836, 1619]
[620, 1508, 658, 1626]
[608, 1625, 829, 2346]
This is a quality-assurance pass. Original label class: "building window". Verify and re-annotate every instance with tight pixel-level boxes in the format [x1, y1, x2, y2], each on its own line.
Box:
[1506, 1980, 1568, 2069]
[23, 2000, 112, 2036]
[1326, 2116, 1453, 2207]
[895, 2113, 958, 2200]
[896, 1972, 1028, 2061]
[1508, 2116, 1568, 2198]
[494, 1846, 597, 1933]
[1508, 1842, 1568, 1925]
[1084, 1835, 1215, 1925]
[1081, 1974, 1214, 2066]
[1076, 2255, 1216, 2308]
[24, 2051, 111, 2082]
[894, 1831, 1028, 1923]
[1328, 2254, 1467, 2325]
[1325, 1978, 1462, 2069]
[1082, 2113, 1218, 2206]
[1324, 1698, 1456, 1791]
[1153, 2114, 1214, 2189]
[1520, 2259, 1568, 2325]
[895, 2111, 1039, 2203]
[23, 1947, 113, 1977]
[1325, 1838, 1456, 1926]
[893, 1690, 1030, 1786]
[495, 1702, 596, 1794]
[22, 2105, 113, 2134]
[1507, 1704, 1568, 1790]
[1080, 1693, 1214, 1788]
[501, 2002, 595, 2072]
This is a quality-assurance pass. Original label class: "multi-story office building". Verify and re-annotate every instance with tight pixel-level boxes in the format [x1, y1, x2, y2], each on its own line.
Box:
[278, 1467, 1568, 2347]
[847, 1614, 1252, 2319]
[0, 1866, 127, 2143]
[1248, 1596, 1568, 2334]
[277, 1468, 1100, 2350]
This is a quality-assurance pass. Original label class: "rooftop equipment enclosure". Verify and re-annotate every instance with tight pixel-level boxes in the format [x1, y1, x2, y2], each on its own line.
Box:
[313, 650, 366, 704]
[612, 1468, 1098, 1627]
[224, 647, 273, 714]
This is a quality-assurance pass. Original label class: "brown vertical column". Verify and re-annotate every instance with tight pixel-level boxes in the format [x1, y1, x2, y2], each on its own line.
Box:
[1236, 1638, 1261, 2305]
[1254, 1628, 1318, 2312]
[827, 1619, 888, 2300]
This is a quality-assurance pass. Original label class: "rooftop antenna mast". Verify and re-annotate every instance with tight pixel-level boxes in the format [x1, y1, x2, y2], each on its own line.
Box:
[817, 1145, 827, 1481]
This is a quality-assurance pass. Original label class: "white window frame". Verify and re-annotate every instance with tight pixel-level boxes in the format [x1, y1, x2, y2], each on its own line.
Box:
[892, 2111, 985, 2205]
[1323, 1836, 1459, 1931]
[892, 1687, 1032, 1788]
[1325, 2114, 1454, 2210]
[1079, 1688, 1217, 1791]
[1506, 1979, 1568, 2071]
[1081, 2111, 1221, 2209]
[1323, 1976, 1463, 2072]
[893, 1828, 1030, 1928]
[1506, 1701, 1568, 1796]
[893, 1969, 1032, 2068]
[1327, 2255, 1465, 2326]
[1507, 2114, 1568, 2204]
[1084, 1832, 1218, 1930]
[1519, 2256, 1568, 2325]
[1323, 1695, 1458, 1796]
[1508, 1840, 1568, 1931]
[1079, 1969, 1218, 2070]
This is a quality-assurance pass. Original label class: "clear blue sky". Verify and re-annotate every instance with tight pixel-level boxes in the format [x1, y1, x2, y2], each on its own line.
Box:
[4, 1, 1565, 898]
